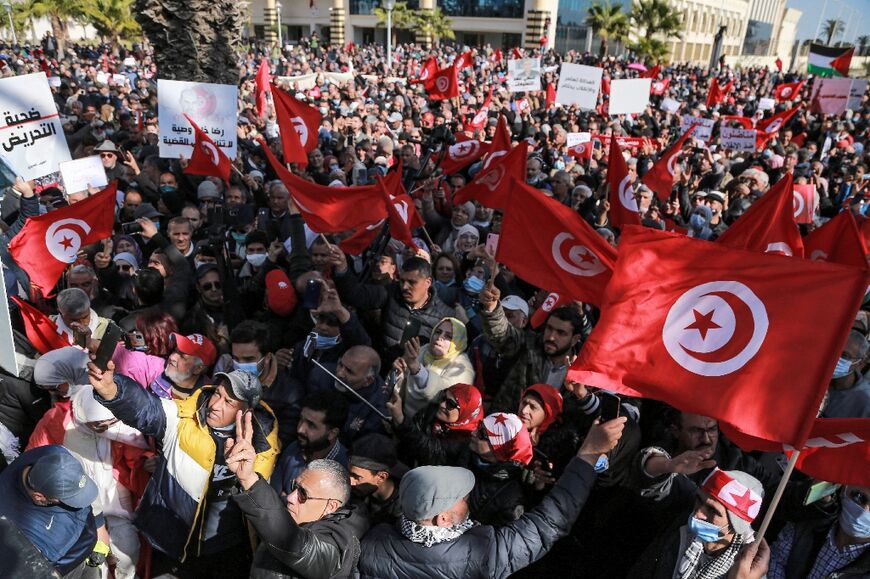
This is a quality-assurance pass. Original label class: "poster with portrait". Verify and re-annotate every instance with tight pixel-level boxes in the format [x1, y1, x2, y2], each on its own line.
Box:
[158, 79, 238, 159]
[507, 59, 541, 93]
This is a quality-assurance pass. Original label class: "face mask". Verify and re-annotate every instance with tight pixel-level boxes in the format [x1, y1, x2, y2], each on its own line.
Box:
[314, 333, 341, 349]
[554, 159, 566, 170]
[839, 492, 870, 538]
[833, 357, 855, 379]
[329, 163, 339, 172]
[231, 232, 247, 245]
[246, 253, 267, 267]
[463, 275, 485, 294]
[159, 185, 176, 194]
[233, 359, 262, 376]
[688, 516, 725, 543]
[689, 214, 707, 231]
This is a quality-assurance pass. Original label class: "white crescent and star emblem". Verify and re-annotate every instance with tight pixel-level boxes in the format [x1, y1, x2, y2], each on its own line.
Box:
[541, 292, 560, 312]
[291, 116, 309, 146]
[471, 107, 489, 126]
[719, 480, 762, 520]
[478, 165, 506, 191]
[764, 242, 794, 257]
[449, 140, 480, 160]
[200, 141, 220, 166]
[435, 75, 450, 93]
[482, 149, 507, 170]
[792, 190, 805, 218]
[666, 151, 680, 177]
[45, 218, 91, 263]
[809, 249, 828, 261]
[551, 233, 606, 276]
[392, 198, 410, 223]
[765, 119, 783, 134]
[662, 281, 769, 377]
[618, 176, 639, 212]
[781, 87, 792, 98]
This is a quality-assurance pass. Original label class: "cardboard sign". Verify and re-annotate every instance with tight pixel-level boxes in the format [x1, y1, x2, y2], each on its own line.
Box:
[810, 78, 852, 115]
[660, 97, 681, 113]
[158, 79, 238, 159]
[848, 79, 868, 111]
[719, 127, 757, 152]
[608, 79, 651, 115]
[758, 97, 776, 111]
[555, 64, 602, 111]
[567, 132, 592, 147]
[0, 72, 71, 180]
[59, 156, 108, 194]
[507, 59, 541, 93]
[680, 115, 716, 142]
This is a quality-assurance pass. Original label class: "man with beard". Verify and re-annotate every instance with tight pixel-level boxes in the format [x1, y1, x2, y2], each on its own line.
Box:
[271, 391, 350, 497]
[146, 332, 217, 400]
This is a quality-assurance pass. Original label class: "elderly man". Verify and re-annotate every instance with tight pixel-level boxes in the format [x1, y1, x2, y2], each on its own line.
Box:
[226, 411, 368, 579]
[88, 364, 279, 578]
[52, 287, 111, 345]
[333, 345, 389, 444]
[257, 180, 294, 241]
[66, 263, 126, 320]
[358, 417, 625, 578]
[823, 329, 870, 418]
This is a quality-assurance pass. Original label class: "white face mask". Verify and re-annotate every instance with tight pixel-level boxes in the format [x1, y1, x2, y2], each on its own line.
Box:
[246, 253, 267, 267]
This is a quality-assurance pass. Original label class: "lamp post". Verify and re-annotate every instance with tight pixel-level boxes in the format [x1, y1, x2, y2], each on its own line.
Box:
[383, 0, 395, 71]
[2, 1, 15, 45]
[276, 1, 283, 49]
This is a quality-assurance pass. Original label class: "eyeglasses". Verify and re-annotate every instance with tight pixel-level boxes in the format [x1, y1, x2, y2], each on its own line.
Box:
[288, 479, 332, 504]
[444, 396, 460, 411]
[200, 281, 222, 292]
[99, 152, 116, 158]
[848, 489, 870, 510]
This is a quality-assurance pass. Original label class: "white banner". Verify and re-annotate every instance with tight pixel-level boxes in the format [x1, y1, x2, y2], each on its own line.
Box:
[59, 156, 108, 194]
[0, 72, 71, 180]
[158, 79, 238, 160]
[555, 64, 602, 111]
[848, 79, 868, 111]
[680, 115, 716, 142]
[660, 97, 681, 113]
[758, 97, 775, 111]
[608, 79, 651, 115]
[720, 127, 757, 152]
[566, 132, 592, 147]
[507, 59, 541, 93]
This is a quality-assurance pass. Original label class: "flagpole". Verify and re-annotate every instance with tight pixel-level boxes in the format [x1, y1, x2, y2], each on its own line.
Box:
[756, 449, 801, 540]
[318, 233, 333, 250]
[420, 225, 436, 250]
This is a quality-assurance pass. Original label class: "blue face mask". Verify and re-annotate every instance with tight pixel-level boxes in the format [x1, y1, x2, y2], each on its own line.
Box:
[833, 356, 855, 379]
[463, 275, 485, 294]
[231, 232, 247, 245]
[314, 333, 341, 349]
[554, 159, 566, 171]
[839, 492, 870, 539]
[687, 516, 725, 543]
[159, 185, 177, 194]
[233, 359, 261, 376]
[689, 214, 707, 231]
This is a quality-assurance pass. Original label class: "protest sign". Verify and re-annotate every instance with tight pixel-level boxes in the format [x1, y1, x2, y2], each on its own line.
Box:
[660, 97, 681, 113]
[758, 97, 775, 111]
[507, 59, 541, 93]
[720, 127, 757, 152]
[555, 64, 602, 110]
[680, 115, 716, 142]
[810, 78, 852, 115]
[0, 277, 19, 378]
[47, 76, 61, 88]
[0, 72, 71, 180]
[96, 71, 110, 85]
[848, 79, 868, 111]
[567, 132, 592, 147]
[608, 79, 651, 115]
[59, 156, 108, 194]
[111, 73, 128, 86]
[158, 79, 238, 160]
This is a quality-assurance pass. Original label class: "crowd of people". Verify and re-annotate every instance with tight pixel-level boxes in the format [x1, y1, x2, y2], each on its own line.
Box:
[0, 30, 867, 579]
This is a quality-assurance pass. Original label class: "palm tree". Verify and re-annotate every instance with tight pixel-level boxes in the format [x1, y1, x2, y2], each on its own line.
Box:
[82, 0, 140, 48]
[374, 1, 417, 45]
[631, 37, 670, 63]
[13, 0, 86, 51]
[857, 35, 869, 56]
[134, 0, 245, 84]
[630, 0, 683, 62]
[822, 19, 845, 46]
[586, 1, 630, 58]
[415, 7, 455, 46]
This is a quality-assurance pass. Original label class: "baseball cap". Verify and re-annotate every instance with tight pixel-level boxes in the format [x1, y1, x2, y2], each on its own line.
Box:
[706, 191, 726, 204]
[500, 295, 529, 317]
[265, 269, 298, 316]
[28, 449, 99, 509]
[170, 333, 217, 367]
[214, 370, 262, 408]
[133, 202, 162, 220]
[197, 181, 221, 200]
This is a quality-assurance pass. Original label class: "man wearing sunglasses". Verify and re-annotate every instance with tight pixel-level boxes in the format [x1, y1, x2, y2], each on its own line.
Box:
[767, 484, 870, 578]
[227, 411, 369, 579]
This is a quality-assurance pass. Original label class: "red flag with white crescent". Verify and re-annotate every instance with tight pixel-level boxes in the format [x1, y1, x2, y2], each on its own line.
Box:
[271, 85, 322, 169]
[11, 296, 70, 353]
[641, 124, 697, 201]
[466, 89, 493, 131]
[606, 137, 641, 228]
[774, 80, 804, 102]
[183, 114, 232, 183]
[439, 137, 490, 176]
[452, 141, 527, 208]
[804, 210, 867, 269]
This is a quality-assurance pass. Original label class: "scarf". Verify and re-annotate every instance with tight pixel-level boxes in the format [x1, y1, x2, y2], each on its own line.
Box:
[421, 317, 468, 370]
[677, 532, 745, 579]
[433, 383, 483, 435]
[398, 515, 477, 548]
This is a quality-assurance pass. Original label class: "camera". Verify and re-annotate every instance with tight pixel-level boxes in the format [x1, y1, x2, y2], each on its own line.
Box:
[121, 221, 143, 234]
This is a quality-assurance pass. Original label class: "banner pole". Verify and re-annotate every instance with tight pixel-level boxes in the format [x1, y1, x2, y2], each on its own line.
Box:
[756, 449, 801, 540]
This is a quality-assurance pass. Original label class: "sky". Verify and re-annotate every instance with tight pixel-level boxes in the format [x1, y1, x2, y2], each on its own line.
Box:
[787, 0, 866, 44]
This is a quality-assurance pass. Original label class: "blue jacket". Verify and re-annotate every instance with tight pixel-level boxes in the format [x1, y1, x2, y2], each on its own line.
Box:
[0, 445, 97, 575]
[271, 440, 348, 497]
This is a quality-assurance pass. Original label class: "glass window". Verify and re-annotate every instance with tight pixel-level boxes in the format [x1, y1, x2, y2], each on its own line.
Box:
[438, 0, 523, 19]
[350, 0, 419, 15]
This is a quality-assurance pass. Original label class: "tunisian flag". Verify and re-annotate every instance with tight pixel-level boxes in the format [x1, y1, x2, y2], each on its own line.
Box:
[255, 59, 271, 117]
[452, 141, 528, 208]
[804, 210, 867, 269]
[650, 78, 670, 96]
[774, 80, 804, 102]
[11, 296, 69, 353]
[498, 179, 617, 306]
[755, 105, 801, 147]
[427, 64, 460, 101]
[606, 137, 641, 228]
[482, 114, 511, 170]
[717, 174, 804, 257]
[378, 174, 424, 248]
[183, 114, 232, 183]
[9, 183, 117, 292]
[466, 88, 493, 130]
[641, 124, 697, 202]
[439, 136, 490, 176]
[568, 226, 869, 446]
[705, 78, 733, 108]
[272, 85, 322, 169]
[414, 57, 438, 84]
[792, 183, 816, 224]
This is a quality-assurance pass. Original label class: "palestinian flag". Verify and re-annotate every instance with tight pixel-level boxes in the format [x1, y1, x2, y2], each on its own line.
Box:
[808, 44, 854, 77]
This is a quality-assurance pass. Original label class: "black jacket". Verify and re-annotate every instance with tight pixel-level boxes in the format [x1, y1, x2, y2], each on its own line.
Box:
[234, 477, 369, 579]
[776, 514, 870, 578]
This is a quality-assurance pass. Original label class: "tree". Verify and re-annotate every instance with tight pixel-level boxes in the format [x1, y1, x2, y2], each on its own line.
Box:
[586, 1, 630, 58]
[630, 0, 683, 63]
[822, 19, 844, 46]
[13, 0, 86, 51]
[857, 35, 869, 56]
[631, 37, 670, 63]
[415, 7, 455, 46]
[374, 1, 418, 44]
[82, 0, 140, 47]
[133, 0, 245, 84]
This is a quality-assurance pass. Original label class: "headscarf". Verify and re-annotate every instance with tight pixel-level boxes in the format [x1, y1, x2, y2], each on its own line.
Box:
[521, 384, 563, 435]
[33, 346, 89, 392]
[113, 234, 143, 265]
[480, 412, 533, 466]
[422, 317, 468, 369]
[435, 384, 483, 435]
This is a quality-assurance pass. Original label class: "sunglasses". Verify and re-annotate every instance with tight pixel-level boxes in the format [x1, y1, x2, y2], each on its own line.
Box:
[288, 479, 332, 504]
[99, 152, 116, 158]
[201, 281, 222, 291]
[444, 396, 460, 411]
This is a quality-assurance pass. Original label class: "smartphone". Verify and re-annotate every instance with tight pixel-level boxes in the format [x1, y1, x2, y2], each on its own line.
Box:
[302, 279, 322, 310]
[120, 221, 143, 235]
[485, 233, 500, 255]
[803, 481, 840, 505]
[598, 392, 621, 422]
[93, 322, 123, 371]
[399, 317, 422, 348]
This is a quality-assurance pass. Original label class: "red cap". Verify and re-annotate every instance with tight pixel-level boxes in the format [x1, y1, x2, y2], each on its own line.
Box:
[170, 333, 217, 367]
[265, 269, 298, 316]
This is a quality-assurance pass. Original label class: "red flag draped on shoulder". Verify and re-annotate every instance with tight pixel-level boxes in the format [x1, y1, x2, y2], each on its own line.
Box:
[498, 179, 617, 306]
[568, 226, 869, 447]
[9, 183, 117, 293]
[716, 173, 804, 257]
[255, 59, 271, 117]
[453, 141, 528, 208]
[427, 64, 460, 101]
[11, 296, 69, 353]
[272, 85, 322, 169]
[774, 80, 804, 102]
[641, 124, 697, 202]
[606, 137, 641, 227]
[183, 114, 232, 183]
[804, 210, 867, 269]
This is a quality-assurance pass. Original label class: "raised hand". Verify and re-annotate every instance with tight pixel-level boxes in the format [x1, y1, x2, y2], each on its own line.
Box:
[225, 410, 258, 490]
[667, 449, 717, 475]
[577, 417, 627, 464]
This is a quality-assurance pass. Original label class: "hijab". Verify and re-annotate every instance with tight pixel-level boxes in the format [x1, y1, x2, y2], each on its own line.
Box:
[422, 317, 468, 370]
[435, 383, 483, 435]
[521, 384, 564, 435]
[33, 346, 89, 393]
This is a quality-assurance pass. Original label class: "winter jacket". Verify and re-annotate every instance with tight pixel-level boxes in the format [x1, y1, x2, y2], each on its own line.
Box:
[0, 193, 39, 290]
[0, 367, 50, 448]
[358, 457, 596, 579]
[403, 352, 475, 420]
[770, 515, 870, 578]
[234, 476, 369, 579]
[97, 374, 280, 562]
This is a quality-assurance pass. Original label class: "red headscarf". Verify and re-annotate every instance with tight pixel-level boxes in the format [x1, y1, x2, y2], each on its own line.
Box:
[435, 383, 483, 435]
[481, 412, 534, 465]
[521, 384, 564, 435]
